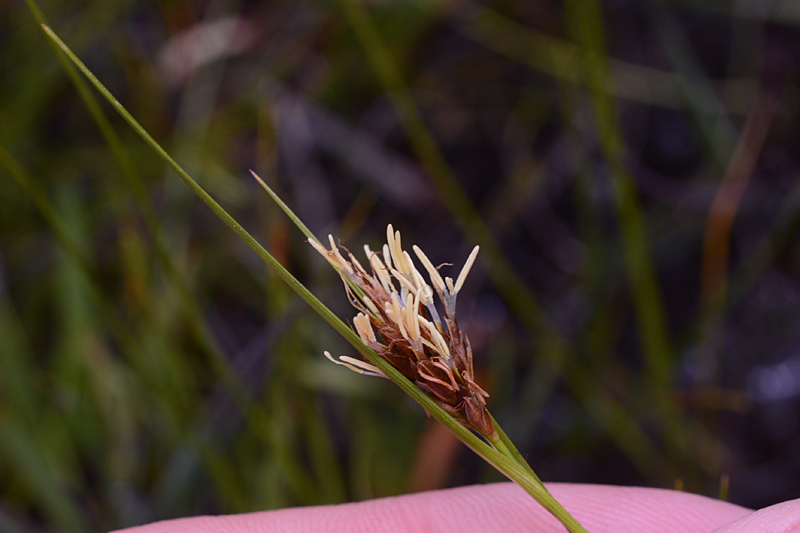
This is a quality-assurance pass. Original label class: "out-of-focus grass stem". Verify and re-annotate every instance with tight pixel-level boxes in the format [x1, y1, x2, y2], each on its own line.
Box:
[563, 0, 674, 414]
[700, 92, 778, 319]
[647, 1, 737, 170]
[458, 4, 757, 114]
[563, 0, 698, 484]
[24, 0, 249, 418]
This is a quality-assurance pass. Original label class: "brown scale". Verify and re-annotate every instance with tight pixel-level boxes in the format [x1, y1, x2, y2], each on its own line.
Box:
[381, 289, 493, 436]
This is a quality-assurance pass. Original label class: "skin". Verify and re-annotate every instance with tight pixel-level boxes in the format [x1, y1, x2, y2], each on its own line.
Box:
[113, 482, 800, 533]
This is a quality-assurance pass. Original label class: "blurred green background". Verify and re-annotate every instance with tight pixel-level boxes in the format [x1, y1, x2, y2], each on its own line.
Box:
[2, 0, 800, 531]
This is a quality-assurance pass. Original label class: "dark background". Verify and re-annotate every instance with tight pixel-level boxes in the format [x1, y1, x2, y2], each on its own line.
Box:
[1, 0, 800, 531]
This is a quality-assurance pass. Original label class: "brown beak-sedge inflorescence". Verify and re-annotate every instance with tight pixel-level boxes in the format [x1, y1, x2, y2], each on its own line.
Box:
[310, 225, 497, 441]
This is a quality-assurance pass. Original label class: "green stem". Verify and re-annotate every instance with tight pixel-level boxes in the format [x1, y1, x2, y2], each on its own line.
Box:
[485, 438, 586, 533]
[489, 413, 542, 483]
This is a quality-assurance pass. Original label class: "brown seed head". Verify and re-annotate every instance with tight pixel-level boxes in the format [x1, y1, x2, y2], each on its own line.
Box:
[312, 227, 494, 438]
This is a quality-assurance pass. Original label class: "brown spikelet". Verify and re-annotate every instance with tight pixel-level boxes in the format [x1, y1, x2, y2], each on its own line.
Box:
[314, 225, 495, 439]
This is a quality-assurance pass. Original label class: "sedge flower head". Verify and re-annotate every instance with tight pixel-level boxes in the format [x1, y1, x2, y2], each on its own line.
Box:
[311, 225, 493, 437]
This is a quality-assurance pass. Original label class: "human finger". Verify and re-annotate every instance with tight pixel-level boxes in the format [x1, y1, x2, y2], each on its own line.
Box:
[710, 497, 800, 533]
[112, 482, 751, 533]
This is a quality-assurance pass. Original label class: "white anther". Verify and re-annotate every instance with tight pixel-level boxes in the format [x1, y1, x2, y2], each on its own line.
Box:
[309, 238, 351, 273]
[382, 244, 392, 270]
[454, 246, 480, 293]
[412, 245, 446, 293]
[353, 313, 377, 344]
[369, 252, 395, 293]
[406, 290, 421, 340]
[327, 234, 353, 274]
[419, 316, 451, 359]
[324, 351, 384, 377]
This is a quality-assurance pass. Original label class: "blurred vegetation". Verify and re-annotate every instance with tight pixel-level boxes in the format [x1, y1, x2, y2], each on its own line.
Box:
[1, 0, 800, 531]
